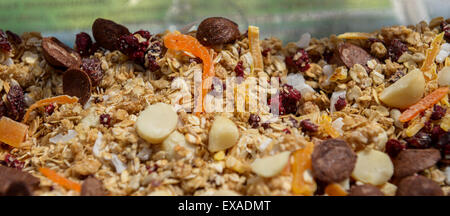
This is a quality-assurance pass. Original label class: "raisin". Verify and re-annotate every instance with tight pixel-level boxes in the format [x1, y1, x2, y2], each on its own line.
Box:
[248, 114, 260, 128]
[280, 84, 302, 115]
[261, 122, 270, 130]
[300, 119, 318, 133]
[81, 57, 104, 86]
[6, 84, 25, 121]
[385, 139, 406, 157]
[118, 34, 148, 65]
[388, 39, 408, 62]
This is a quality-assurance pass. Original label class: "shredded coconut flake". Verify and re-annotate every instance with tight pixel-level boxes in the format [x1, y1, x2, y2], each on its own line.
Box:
[2, 57, 13, 66]
[49, 130, 77, 144]
[259, 137, 272, 152]
[330, 90, 346, 113]
[445, 167, 450, 185]
[296, 33, 311, 48]
[322, 65, 333, 86]
[286, 73, 315, 95]
[111, 154, 126, 174]
[332, 117, 344, 136]
[93, 131, 103, 157]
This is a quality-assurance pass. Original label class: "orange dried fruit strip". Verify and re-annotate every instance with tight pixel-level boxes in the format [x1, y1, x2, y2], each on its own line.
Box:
[22, 95, 78, 123]
[291, 142, 316, 196]
[39, 167, 81, 192]
[248, 26, 264, 75]
[0, 117, 28, 148]
[324, 183, 348, 196]
[163, 32, 214, 113]
[399, 87, 449, 122]
[421, 32, 444, 73]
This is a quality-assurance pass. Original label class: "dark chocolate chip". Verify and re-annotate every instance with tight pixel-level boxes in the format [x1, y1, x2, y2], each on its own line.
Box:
[4, 181, 32, 196]
[311, 139, 357, 183]
[396, 175, 443, 196]
[393, 149, 441, 179]
[348, 184, 384, 196]
[196, 17, 240, 47]
[63, 68, 92, 105]
[92, 18, 130, 51]
[42, 37, 81, 69]
[81, 176, 108, 196]
[0, 166, 39, 195]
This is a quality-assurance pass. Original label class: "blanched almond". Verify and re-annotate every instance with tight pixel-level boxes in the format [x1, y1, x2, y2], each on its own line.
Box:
[136, 103, 178, 144]
[208, 116, 239, 152]
[162, 131, 195, 159]
[379, 69, 425, 108]
[352, 149, 394, 185]
[438, 66, 450, 87]
[251, 151, 291, 177]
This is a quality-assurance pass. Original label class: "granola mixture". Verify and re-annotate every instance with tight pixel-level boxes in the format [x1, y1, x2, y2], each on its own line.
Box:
[0, 16, 449, 196]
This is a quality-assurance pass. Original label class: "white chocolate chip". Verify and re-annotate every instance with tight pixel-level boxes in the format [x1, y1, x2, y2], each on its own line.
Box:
[208, 116, 239, 152]
[352, 149, 394, 185]
[136, 103, 178, 144]
[250, 151, 290, 178]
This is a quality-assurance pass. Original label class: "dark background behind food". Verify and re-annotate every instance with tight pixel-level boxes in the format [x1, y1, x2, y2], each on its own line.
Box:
[0, 0, 449, 46]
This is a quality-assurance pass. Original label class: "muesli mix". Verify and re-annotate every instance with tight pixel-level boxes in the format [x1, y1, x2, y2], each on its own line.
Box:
[0, 16, 449, 196]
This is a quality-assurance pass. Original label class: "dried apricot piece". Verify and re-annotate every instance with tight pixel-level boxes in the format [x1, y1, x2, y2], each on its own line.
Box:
[0, 117, 28, 148]
[291, 142, 316, 196]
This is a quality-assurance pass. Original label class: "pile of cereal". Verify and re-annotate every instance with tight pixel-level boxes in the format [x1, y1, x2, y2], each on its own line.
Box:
[0, 16, 449, 196]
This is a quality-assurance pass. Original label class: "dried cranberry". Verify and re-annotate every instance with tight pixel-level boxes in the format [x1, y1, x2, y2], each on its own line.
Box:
[300, 119, 318, 133]
[75, 32, 93, 57]
[385, 139, 406, 157]
[81, 57, 104, 86]
[388, 39, 408, 62]
[248, 114, 260, 128]
[235, 61, 244, 77]
[118, 34, 148, 64]
[147, 55, 160, 72]
[6, 84, 25, 121]
[423, 121, 432, 133]
[45, 104, 55, 115]
[134, 30, 151, 40]
[334, 96, 347, 111]
[289, 117, 299, 128]
[285, 48, 310, 72]
[280, 84, 302, 115]
[406, 131, 432, 149]
[0, 29, 11, 52]
[147, 164, 158, 173]
[431, 125, 445, 142]
[282, 128, 291, 134]
[99, 114, 112, 127]
[442, 21, 450, 39]
[430, 105, 446, 120]
[1, 154, 24, 170]
[261, 122, 270, 129]
[262, 48, 271, 57]
[6, 30, 22, 46]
